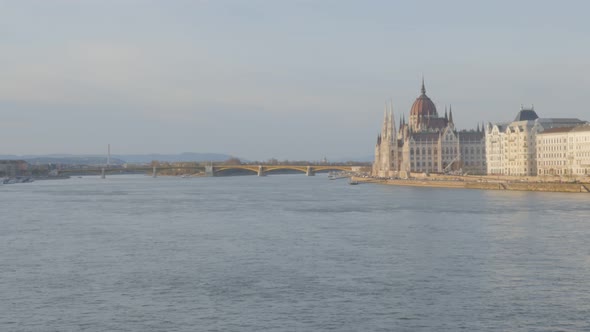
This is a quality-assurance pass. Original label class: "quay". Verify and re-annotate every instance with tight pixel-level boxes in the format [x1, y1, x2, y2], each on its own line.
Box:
[353, 175, 590, 194]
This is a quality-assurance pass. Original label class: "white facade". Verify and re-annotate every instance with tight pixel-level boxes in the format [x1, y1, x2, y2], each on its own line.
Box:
[485, 120, 541, 176]
[485, 107, 585, 176]
[537, 125, 590, 176]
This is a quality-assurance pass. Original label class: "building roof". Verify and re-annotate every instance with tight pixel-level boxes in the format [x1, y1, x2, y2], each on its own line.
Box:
[422, 117, 448, 130]
[538, 126, 574, 135]
[570, 124, 590, 132]
[514, 108, 539, 121]
[459, 131, 485, 141]
[410, 132, 441, 142]
[538, 118, 584, 124]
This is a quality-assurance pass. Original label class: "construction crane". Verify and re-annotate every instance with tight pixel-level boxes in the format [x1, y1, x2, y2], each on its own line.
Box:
[443, 154, 462, 174]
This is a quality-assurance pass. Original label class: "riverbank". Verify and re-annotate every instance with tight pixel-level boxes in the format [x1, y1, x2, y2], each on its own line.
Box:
[353, 176, 590, 193]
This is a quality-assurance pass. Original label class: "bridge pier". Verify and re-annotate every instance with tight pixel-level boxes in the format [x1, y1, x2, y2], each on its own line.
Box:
[101, 168, 106, 179]
[258, 165, 265, 176]
[152, 166, 157, 178]
[205, 165, 215, 177]
[306, 166, 315, 176]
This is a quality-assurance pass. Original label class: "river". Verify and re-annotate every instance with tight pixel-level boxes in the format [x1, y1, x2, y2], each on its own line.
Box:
[1, 174, 589, 331]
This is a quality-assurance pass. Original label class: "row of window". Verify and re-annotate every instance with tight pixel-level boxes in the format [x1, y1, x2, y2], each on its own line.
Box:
[412, 162, 438, 168]
[539, 138, 568, 144]
[538, 153, 566, 159]
[539, 146, 567, 151]
[538, 160, 567, 166]
[538, 168, 589, 175]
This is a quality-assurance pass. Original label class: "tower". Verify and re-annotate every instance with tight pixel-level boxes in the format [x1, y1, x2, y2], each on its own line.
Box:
[373, 100, 398, 177]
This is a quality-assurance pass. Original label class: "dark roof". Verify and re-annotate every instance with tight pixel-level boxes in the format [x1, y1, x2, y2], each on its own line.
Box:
[423, 118, 448, 130]
[539, 118, 584, 124]
[459, 131, 484, 140]
[514, 109, 539, 121]
[410, 132, 440, 142]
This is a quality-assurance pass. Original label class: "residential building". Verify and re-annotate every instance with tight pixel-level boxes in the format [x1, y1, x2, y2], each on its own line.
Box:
[537, 124, 590, 176]
[485, 107, 585, 176]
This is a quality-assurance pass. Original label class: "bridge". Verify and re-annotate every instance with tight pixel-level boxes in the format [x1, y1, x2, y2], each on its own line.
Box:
[57, 165, 356, 178]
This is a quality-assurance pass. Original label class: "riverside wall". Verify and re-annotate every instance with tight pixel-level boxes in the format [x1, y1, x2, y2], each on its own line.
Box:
[355, 176, 590, 194]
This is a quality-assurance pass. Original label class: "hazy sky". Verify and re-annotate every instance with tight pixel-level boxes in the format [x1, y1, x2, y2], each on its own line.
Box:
[1, 0, 589, 160]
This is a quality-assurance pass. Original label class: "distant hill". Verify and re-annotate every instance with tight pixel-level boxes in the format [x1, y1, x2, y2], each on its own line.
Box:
[0, 152, 234, 165]
[115, 152, 233, 164]
[329, 155, 374, 163]
[0, 154, 122, 165]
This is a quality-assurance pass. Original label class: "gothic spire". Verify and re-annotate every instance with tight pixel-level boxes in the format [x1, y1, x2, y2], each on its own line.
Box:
[382, 102, 388, 135]
[421, 76, 426, 95]
[444, 105, 448, 120]
[386, 102, 392, 139]
[449, 104, 454, 124]
[390, 101, 396, 141]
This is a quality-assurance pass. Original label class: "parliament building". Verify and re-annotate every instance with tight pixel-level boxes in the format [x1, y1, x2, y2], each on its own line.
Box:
[373, 80, 486, 177]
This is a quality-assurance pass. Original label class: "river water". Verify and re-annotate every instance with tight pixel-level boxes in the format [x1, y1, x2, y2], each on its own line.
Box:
[1, 174, 590, 331]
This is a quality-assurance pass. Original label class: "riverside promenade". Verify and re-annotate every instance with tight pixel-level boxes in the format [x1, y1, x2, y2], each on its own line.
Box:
[354, 174, 590, 194]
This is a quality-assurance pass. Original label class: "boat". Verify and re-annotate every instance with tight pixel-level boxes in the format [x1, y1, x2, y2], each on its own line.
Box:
[3, 177, 35, 184]
[329, 172, 349, 180]
[349, 179, 359, 185]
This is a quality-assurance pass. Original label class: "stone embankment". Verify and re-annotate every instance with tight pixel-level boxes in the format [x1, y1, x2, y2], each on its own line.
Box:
[354, 176, 590, 194]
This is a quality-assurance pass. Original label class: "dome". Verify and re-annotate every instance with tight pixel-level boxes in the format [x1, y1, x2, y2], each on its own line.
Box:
[410, 81, 437, 118]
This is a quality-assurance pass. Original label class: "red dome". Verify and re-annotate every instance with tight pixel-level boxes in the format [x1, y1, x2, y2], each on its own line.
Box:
[410, 82, 437, 118]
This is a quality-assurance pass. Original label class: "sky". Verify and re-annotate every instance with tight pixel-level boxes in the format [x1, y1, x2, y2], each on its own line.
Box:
[1, 0, 589, 161]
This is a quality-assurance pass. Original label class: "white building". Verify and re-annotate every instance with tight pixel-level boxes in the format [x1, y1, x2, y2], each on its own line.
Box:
[537, 124, 590, 176]
[485, 107, 585, 176]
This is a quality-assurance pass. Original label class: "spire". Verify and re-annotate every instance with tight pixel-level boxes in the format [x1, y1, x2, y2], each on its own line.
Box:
[421, 76, 426, 95]
[444, 105, 448, 120]
[477, 123, 480, 132]
[389, 100, 396, 141]
[449, 104, 454, 124]
[382, 102, 388, 135]
[386, 102, 392, 139]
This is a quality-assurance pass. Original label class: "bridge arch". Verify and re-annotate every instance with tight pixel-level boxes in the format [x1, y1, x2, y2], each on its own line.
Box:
[262, 166, 308, 174]
[213, 166, 260, 175]
[311, 166, 353, 172]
